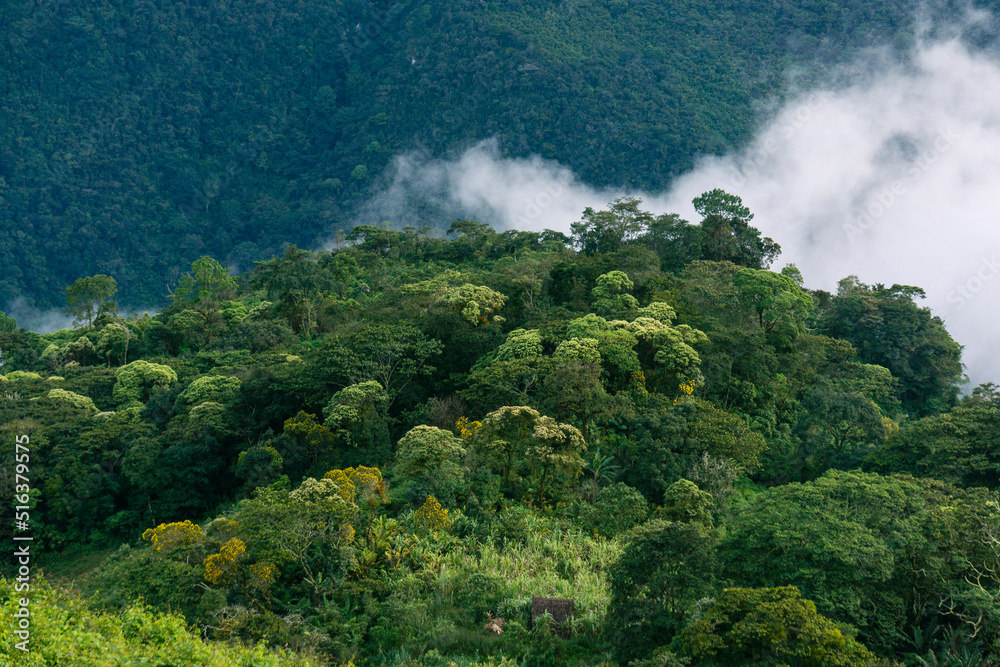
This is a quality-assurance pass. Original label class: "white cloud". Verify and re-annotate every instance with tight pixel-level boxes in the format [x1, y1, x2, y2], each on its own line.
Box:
[353, 30, 1000, 386]
[663, 37, 1000, 385]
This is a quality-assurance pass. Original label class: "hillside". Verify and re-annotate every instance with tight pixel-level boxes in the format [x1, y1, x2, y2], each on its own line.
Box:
[5, 195, 998, 665]
[3, 0, 990, 309]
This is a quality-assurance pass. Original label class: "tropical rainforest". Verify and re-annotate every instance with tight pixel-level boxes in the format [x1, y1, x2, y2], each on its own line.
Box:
[4, 0, 1000, 309]
[5, 0, 1000, 664]
[3, 190, 999, 666]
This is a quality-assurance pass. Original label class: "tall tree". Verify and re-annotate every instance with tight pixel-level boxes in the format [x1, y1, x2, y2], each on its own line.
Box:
[693, 189, 781, 269]
[65, 275, 118, 329]
[571, 197, 653, 254]
[817, 277, 963, 417]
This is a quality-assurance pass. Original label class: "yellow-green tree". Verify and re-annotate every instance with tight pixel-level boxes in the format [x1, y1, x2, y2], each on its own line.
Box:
[402, 270, 508, 326]
[472, 406, 586, 503]
[394, 425, 467, 507]
[65, 274, 118, 329]
[112, 359, 178, 407]
[672, 586, 875, 666]
[235, 477, 357, 600]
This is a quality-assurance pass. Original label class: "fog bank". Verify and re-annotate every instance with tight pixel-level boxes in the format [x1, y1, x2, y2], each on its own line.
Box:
[361, 32, 1000, 385]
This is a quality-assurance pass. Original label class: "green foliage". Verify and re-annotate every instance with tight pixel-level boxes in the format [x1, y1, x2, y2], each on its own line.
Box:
[732, 267, 814, 346]
[310, 323, 442, 402]
[2, 174, 990, 665]
[0, 576, 314, 665]
[694, 189, 780, 270]
[322, 380, 392, 463]
[552, 337, 601, 364]
[172, 256, 239, 306]
[46, 387, 98, 415]
[540, 360, 608, 441]
[719, 470, 995, 653]
[873, 383, 1000, 488]
[65, 274, 118, 329]
[580, 482, 650, 537]
[605, 520, 717, 665]
[394, 425, 468, 507]
[672, 586, 876, 666]
[495, 329, 544, 361]
[234, 477, 357, 598]
[82, 545, 205, 621]
[572, 197, 654, 254]
[180, 374, 242, 406]
[591, 270, 640, 318]
[403, 271, 509, 326]
[472, 405, 587, 503]
[661, 479, 714, 530]
[817, 277, 963, 417]
[112, 359, 178, 407]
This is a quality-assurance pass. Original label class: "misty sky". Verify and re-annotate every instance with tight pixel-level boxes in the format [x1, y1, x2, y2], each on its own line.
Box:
[361, 32, 1000, 387]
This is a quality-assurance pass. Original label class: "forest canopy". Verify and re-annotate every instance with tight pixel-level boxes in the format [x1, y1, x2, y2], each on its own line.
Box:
[2, 193, 989, 666]
[2, 0, 993, 309]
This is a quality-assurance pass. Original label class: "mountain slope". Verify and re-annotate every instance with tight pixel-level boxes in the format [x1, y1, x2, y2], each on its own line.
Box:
[1, 0, 991, 308]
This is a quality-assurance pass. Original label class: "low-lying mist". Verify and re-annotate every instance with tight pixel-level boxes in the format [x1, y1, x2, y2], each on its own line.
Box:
[358, 28, 1000, 386]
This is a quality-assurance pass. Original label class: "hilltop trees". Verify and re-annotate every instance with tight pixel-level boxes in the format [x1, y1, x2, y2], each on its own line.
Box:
[817, 277, 963, 416]
[66, 275, 118, 329]
[3, 194, 988, 666]
[693, 188, 781, 270]
[571, 191, 781, 272]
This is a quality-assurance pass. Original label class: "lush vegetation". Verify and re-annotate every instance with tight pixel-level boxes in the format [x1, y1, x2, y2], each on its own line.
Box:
[5, 191, 1000, 665]
[4, 0, 1000, 308]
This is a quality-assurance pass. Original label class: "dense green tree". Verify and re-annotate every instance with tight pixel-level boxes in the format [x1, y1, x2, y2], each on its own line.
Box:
[112, 360, 178, 407]
[795, 384, 890, 477]
[661, 478, 714, 530]
[393, 425, 467, 507]
[719, 470, 994, 653]
[308, 324, 442, 406]
[817, 277, 963, 417]
[640, 212, 705, 273]
[322, 381, 392, 465]
[171, 256, 239, 307]
[591, 270, 640, 318]
[471, 405, 586, 502]
[540, 360, 608, 440]
[605, 520, 717, 665]
[251, 246, 335, 336]
[65, 274, 118, 329]
[462, 354, 557, 413]
[572, 197, 653, 255]
[235, 478, 358, 601]
[693, 189, 781, 270]
[672, 586, 876, 666]
[580, 482, 650, 537]
[872, 383, 1000, 488]
[732, 267, 813, 347]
